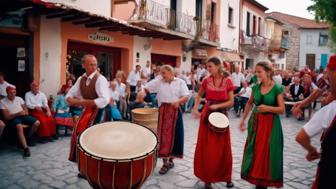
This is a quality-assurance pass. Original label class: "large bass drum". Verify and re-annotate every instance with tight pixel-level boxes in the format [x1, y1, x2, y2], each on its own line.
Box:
[77, 122, 158, 189]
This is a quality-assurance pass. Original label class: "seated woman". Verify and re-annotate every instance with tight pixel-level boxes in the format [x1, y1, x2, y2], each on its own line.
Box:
[108, 81, 122, 121]
[52, 87, 73, 135]
[25, 81, 56, 141]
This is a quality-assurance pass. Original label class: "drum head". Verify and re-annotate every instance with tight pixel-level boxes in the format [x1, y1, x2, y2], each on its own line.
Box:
[208, 112, 229, 129]
[79, 122, 158, 160]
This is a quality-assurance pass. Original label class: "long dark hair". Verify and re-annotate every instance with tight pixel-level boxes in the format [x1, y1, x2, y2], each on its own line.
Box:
[207, 57, 230, 77]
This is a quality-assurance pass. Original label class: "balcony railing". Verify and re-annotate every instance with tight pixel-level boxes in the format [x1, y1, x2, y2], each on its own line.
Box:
[130, 0, 197, 36]
[240, 30, 269, 51]
[197, 19, 219, 43]
[170, 10, 197, 36]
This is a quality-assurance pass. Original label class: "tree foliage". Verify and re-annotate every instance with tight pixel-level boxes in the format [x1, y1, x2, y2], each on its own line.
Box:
[308, 0, 336, 49]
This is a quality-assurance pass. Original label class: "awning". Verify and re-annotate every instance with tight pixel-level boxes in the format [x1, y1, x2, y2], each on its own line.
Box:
[192, 48, 208, 59]
[220, 51, 243, 62]
[0, 0, 189, 40]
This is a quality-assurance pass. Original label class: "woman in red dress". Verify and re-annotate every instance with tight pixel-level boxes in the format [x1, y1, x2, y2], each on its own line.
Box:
[193, 57, 235, 189]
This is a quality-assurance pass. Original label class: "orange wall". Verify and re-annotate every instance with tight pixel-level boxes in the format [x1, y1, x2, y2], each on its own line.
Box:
[60, 22, 134, 83]
[151, 39, 182, 56]
[113, 2, 135, 20]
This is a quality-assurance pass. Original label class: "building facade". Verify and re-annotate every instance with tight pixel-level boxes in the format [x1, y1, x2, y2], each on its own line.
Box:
[267, 12, 332, 71]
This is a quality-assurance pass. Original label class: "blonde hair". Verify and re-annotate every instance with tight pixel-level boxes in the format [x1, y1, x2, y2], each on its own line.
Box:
[160, 64, 175, 74]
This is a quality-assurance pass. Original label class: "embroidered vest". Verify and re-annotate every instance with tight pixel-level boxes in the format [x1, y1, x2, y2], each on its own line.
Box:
[79, 73, 99, 100]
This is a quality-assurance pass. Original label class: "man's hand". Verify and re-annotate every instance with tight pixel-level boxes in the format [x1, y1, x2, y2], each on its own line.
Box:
[35, 107, 43, 111]
[292, 102, 303, 118]
[306, 148, 321, 162]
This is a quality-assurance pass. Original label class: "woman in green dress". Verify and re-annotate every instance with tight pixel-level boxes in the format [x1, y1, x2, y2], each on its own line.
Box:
[239, 62, 285, 189]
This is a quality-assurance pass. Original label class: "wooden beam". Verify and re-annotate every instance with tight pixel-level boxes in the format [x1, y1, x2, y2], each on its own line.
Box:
[46, 10, 75, 19]
[85, 21, 112, 28]
[61, 13, 86, 22]
[73, 18, 103, 25]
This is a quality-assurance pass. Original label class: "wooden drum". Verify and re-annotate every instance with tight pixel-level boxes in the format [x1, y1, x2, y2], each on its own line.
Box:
[77, 122, 158, 189]
[131, 108, 158, 133]
[208, 112, 230, 132]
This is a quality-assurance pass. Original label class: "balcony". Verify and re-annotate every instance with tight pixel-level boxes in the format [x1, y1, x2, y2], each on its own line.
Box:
[196, 19, 219, 43]
[130, 0, 197, 37]
[240, 30, 269, 52]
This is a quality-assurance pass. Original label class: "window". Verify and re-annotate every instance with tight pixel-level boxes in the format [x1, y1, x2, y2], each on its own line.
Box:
[253, 15, 257, 35]
[258, 17, 262, 35]
[228, 7, 233, 25]
[319, 33, 328, 46]
[246, 11, 250, 36]
[306, 35, 312, 45]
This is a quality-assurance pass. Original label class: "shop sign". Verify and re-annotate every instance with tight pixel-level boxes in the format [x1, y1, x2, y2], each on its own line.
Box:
[88, 32, 113, 43]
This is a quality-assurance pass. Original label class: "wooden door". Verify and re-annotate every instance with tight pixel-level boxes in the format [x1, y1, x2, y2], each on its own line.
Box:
[306, 54, 316, 70]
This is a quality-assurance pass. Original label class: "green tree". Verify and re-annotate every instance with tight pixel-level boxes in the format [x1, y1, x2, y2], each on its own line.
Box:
[308, 0, 336, 49]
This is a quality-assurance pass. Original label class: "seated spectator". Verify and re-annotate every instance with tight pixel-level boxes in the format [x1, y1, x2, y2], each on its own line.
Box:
[285, 77, 304, 117]
[108, 81, 122, 121]
[0, 119, 5, 140]
[282, 71, 292, 87]
[0, 85, 40, 157]
[300, 74, 316, 120]
[234, 81, 252, 117]
[0, 72, 12, 99]
[25, 81, 57, 141]
[52, 87, 73, 135]
[128, 89, 146, 121]
[115, 71, 127, 119]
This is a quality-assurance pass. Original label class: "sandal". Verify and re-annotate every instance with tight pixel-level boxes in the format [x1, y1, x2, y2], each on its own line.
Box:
[167, 161, 174, 169]
[205, 183, 213, 189]
[159, 164, 170, 175]
[226, 182, 234, 188]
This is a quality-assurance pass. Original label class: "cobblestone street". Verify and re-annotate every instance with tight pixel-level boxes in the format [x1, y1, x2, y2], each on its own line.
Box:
[0, 112, 320, 189]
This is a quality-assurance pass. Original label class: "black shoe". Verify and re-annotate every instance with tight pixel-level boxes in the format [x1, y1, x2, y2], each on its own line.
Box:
[23, 148, 30, 157]
[53, 135, 59, 140]
[77, 173, 86, 180]
[226, 182, 234, 188]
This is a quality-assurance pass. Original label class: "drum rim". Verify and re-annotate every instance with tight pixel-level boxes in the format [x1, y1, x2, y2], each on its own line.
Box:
[208, 112, 229, 129]
[131, 108, 159, 114]
[78, 121, 159, 162]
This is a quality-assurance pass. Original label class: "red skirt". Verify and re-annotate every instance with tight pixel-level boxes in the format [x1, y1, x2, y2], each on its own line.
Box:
[194, 106, 232, 183]
[68, 107, 98, 162]
[30, 110, 56, 137]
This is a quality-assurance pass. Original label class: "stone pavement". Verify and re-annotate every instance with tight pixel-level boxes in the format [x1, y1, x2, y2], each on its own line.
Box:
[0, 112, 320, 189]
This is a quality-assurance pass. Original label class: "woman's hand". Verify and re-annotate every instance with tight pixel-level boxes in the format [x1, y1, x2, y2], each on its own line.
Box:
[257, 105, 269, 113]
[240, 121, 247, 132]
[193, 108, 201, 119]
[209, 104, 219, 110]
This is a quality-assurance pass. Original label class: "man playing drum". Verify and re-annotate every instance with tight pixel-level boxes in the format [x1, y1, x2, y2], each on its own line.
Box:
[137, 64, 189, 175]
[66, 54, 110, 168]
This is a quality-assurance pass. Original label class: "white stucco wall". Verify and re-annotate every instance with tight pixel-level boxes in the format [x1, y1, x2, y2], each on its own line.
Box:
[180, 0, 196, 16]
[299, 29, 333, 70]
[153, 0, 171, 7]
[42, 0, 111, 17]
[133, 36, 152, 70]
[220, 0, 240, 51]
[39, 17, 62, 97]
[242, 6, 266, 37]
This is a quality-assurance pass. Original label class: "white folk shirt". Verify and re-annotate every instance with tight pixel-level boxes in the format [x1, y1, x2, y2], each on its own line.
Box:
[65, 71, 110, 109]
[116, 82, 126, 98]
[142, 67, 151, 78]
[231, 72, 245, 87]
[109, 89, 120, 106]
[145, 77, 189, 106]
[127, 70, 141, 86]
[25, 91, 48, 109]
[239, 87, 252, 98]
[273, 74, 283, 86]
[0, 81, 11, 97]
[0, 96, 24, 114]
[303, 101, 336, 137]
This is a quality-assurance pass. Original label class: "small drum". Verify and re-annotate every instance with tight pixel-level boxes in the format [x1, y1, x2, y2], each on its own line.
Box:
[208, 112, 230, 132]
[77, 122, 158, 189]
[132, 108, 158, 133]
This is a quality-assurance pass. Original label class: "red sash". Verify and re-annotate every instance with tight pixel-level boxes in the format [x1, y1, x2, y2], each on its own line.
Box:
[157, 103, 179, 157]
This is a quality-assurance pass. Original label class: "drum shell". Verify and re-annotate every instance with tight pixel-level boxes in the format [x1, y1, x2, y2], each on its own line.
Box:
[77, 145, 157, 189]
[131, 108, 158, 133]
[208, 123, 229, 133]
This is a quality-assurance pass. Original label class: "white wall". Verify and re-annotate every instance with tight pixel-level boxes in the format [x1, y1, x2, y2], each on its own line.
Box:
[39, 17, 62, 97]
[133, 36, 152, 70]
[153, 0, 171, 7]
[180, 0, 196, 16]
[242, 6, 266, 37]
[220, 0, 240, 51]
[299, 29, 333, 69]
[42, 0, 111, 17]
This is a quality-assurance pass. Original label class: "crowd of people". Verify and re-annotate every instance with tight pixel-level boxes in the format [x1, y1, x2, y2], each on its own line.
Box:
[0, 53, 335, 189]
